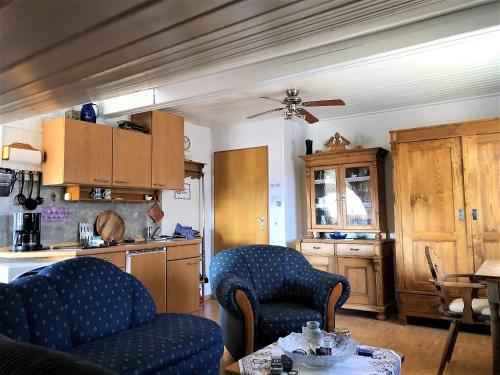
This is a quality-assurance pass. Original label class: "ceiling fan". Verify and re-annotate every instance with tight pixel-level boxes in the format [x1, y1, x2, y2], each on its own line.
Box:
[246, 88, 345, 124]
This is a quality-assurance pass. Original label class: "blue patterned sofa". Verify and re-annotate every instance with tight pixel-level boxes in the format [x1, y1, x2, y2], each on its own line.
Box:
[210, 245, 350, 360]
[0, 257, 223, 375]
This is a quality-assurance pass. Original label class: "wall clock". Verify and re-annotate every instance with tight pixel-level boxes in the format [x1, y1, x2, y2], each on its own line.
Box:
[184, 136, 191, 151]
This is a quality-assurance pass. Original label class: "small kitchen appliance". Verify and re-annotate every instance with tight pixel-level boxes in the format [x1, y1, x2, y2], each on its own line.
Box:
[12, 212, 42, 251]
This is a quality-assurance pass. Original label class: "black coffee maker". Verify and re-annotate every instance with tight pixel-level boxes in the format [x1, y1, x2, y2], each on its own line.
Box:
[13, 213, 42, 251]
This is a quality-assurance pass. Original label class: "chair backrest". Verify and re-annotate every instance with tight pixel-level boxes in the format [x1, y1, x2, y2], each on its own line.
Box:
[425, 246, 451, 311]
[210, 245, 310, 303]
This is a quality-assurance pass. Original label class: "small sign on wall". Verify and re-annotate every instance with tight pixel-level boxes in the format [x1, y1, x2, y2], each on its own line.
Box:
[174, 183, 191, 200]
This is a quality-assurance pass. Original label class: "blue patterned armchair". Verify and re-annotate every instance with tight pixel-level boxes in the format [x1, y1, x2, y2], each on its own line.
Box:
[210, 245, 350, 360]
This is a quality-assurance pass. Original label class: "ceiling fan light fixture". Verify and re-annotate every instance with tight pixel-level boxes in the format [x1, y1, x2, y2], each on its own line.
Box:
[248, 88, 345, 124]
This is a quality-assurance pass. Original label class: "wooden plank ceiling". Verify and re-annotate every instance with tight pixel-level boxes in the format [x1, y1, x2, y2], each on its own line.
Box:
[0, 0, 495, 122]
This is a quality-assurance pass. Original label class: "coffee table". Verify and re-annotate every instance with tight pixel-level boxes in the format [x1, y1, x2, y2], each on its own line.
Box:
[226, 342, 403, 375]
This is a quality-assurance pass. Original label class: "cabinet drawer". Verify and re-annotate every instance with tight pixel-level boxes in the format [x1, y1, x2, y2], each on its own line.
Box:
[336, 244, 375, 256]
[301, 243, 334, 255]
[166, 244, 199, 261]
[84, 252, 126, 268]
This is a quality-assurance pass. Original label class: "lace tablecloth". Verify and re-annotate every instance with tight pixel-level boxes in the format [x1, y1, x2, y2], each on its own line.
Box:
[238, 343, 401, 375]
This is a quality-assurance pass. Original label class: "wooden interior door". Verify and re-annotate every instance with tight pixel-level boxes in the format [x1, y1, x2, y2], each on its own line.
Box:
[126, 250, 166, 313]
[65, 120, 112, 185]
[337, 257, 375, 305]
[113, 128, 152, 188]
[214, 146, 269, 253]
[397, 138, 470, 293]
[463, 133, 500, 268]
[166, 257, 200, 313]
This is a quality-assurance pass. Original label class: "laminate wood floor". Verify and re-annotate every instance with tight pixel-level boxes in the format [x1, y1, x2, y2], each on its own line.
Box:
[196, 300, 492, 375]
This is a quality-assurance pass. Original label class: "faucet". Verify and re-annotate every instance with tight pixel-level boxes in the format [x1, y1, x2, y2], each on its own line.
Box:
[146, 226, 161, 241]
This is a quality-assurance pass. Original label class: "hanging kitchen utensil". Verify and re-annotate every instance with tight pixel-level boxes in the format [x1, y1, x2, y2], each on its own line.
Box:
[15, 171, 26, 205]
[148, 202, 164, 223]
[24, 171, 38, 210]
[9, 170, 18, 193]
[35, 172, 44, 205]
[95, 210, 125, 242]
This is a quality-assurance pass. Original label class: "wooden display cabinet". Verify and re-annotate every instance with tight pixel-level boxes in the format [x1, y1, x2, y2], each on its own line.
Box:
[297, 135, 395, 319]
[300, 147, 388, 238]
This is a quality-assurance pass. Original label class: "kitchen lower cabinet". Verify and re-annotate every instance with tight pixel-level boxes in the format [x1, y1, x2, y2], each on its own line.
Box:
[166, 256, 200, 313]
[78, 251, 125, 270]
[297, 239, 394, 320]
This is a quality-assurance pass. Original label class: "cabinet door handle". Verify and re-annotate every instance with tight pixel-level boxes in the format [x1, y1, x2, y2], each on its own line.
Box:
[472, 209, 478, 220]
[114, 180, 129, 184]
[313, 246, 321, 250]
[349, 248, 360, 251]
[94, 178, 110, 183]
[154, 183, 166, 187]
[458, 209, 465, 221]
[187, 261, 199, 266]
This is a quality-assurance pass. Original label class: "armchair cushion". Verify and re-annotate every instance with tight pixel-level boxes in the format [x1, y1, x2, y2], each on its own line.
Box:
[449, 298, 490, 316]
[257, 301, 322, 339]
[285, 267, 350, 320]
[212, 272, 259, 318]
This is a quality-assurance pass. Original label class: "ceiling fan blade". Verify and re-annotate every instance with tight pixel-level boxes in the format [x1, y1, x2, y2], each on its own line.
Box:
[246, 107, 284, 119]
[260, 96, 283, 104]
[302, 99, 345, 107]
[296, 108, 319, 124]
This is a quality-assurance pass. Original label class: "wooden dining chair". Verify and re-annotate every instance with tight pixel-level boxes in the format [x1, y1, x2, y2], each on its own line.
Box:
[425, 246, 490, 375]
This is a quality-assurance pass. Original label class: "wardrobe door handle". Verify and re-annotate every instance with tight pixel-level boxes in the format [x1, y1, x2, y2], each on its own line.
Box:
[472, 209, 478, 220]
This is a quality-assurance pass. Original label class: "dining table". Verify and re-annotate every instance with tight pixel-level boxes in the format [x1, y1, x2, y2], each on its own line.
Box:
[475, 259, 500, 375]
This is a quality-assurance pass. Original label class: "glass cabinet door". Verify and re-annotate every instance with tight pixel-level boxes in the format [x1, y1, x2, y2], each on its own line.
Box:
[311, 167, 340, 227]
[343, 165, 373, 227]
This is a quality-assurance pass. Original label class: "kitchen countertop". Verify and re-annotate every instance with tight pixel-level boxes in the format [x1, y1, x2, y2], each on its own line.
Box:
[0, 238, 202, 259]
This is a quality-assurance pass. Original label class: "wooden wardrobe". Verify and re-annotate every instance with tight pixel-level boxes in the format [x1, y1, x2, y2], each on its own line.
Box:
[391, 118, 500, 321]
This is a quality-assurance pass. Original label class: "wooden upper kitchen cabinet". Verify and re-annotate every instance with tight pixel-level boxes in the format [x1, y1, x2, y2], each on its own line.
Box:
[112, 128, 152, 188]
[131, 111, 184, 190]
[42, 118, 112, 186]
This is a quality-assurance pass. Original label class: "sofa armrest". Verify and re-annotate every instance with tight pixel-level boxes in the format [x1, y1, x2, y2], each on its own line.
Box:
[288, 267, 350, 316]
[212, 272, 259, 318]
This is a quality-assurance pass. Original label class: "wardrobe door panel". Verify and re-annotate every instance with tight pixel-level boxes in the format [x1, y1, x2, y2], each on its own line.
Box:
[463, 133, 500, 268]
[398, 138, 470, 293]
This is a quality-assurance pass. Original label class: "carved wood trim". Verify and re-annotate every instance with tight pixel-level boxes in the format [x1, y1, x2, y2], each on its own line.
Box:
[235, 290, 255, 356]
[326, 282, 343, 332]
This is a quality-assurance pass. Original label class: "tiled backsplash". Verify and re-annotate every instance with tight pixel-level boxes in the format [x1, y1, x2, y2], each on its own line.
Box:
[0, 186, 160, 247]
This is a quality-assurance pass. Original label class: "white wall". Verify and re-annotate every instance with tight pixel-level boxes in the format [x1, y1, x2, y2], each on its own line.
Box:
[299, 94, 500, 237]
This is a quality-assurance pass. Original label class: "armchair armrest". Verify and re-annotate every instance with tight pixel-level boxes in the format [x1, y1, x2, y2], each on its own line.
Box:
[287, 267, 350, 320]
[212, 272, 259, 318]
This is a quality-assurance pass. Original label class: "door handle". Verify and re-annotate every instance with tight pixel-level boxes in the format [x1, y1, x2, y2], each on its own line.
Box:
[458, 209, 465, 221]
[472, 209, 478, 220]
[257, 217, 265, 231]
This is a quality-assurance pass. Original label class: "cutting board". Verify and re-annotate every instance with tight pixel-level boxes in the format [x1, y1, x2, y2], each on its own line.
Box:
[95, 210, 125, 242]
